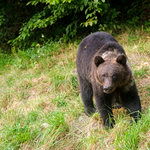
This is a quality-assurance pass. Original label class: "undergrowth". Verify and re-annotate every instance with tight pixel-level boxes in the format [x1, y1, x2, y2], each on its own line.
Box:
[0, 29, 150, 149]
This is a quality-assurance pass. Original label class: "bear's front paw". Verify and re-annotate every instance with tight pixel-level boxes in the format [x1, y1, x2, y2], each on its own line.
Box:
[85, 107, 96, 116]
[104, 119, 115, 130]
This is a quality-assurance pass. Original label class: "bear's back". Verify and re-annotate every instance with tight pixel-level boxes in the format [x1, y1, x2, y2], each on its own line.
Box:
[76, 32, 117, 64]
[77, 32, 117, 62]
[79, 32, 116, 52]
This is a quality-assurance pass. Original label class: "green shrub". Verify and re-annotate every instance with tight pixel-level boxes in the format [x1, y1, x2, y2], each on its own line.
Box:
[1, 0, 150, 51]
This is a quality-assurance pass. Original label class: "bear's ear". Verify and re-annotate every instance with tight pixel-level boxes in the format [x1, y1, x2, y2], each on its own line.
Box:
[116, 54, 126, 65]
[94, 56, 105, 67]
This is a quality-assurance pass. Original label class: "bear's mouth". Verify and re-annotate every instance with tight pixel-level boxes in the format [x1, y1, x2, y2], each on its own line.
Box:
[103, 87, 115, 94]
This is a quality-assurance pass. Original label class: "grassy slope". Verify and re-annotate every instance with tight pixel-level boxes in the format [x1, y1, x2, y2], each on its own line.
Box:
[0, 29, 150, 150]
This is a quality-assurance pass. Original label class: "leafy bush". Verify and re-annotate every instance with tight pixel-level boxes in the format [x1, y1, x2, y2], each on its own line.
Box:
[9, 0, 112, 49]
[0, 0, 150, 51]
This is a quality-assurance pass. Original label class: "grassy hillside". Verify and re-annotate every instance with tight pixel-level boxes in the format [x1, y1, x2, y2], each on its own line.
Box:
[0, 29, 150, 150]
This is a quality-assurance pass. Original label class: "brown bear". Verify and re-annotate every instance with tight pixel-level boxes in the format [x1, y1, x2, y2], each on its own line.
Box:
[76, 31, 141, 129]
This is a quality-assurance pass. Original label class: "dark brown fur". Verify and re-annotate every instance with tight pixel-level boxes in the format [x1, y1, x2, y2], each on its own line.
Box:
[76, 32, 141, 129]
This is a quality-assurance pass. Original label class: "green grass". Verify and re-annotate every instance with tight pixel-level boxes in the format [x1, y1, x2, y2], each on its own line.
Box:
[0, 29, 150, 149]
[134, 66, 148, 79]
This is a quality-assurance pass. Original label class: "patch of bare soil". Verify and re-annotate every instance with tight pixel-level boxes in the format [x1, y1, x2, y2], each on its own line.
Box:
[72, 114, 102, 136]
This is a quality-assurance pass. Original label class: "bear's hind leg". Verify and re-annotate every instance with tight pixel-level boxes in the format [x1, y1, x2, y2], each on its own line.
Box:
[78, 76, 96, 116]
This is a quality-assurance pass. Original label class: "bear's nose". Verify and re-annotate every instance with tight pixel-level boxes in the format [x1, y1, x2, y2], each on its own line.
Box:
[103, 86, 109, 91]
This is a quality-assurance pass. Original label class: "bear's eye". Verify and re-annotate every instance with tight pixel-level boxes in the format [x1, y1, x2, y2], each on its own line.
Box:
[112, 74, 117, 79]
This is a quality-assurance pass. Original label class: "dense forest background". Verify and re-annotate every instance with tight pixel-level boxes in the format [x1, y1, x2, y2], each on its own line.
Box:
[0, 0, 150, 52]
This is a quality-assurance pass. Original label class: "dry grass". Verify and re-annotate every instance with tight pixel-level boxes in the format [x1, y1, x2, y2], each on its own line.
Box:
[0, 29, 150, 149]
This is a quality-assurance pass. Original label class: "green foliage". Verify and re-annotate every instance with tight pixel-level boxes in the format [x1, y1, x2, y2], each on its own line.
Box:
[0, 0, 42, 52]
[0, 9, 5, 26]
[7, 0, 114, 49]
[1, 0, 150, 51]
[0, 53, 12, 73]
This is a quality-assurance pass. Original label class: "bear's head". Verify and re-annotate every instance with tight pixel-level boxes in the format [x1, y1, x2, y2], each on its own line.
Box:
[94, 54, 130, 94]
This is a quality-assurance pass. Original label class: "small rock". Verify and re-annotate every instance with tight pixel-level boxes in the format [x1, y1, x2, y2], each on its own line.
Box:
[41, 123, 50, 128]
[143, 62, 149, 66]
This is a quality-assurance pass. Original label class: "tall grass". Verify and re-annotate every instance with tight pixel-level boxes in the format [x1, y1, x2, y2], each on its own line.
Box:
[0, 29, 150, 149]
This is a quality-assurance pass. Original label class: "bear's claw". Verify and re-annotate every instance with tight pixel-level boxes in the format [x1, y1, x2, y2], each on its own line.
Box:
[85, 107, 96, 116]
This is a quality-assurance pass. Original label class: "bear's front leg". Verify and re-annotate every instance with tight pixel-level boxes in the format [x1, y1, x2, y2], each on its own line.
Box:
[78, 76, 96, 116]
[121, 83, 141, 123]
[94, 87, 115, 129]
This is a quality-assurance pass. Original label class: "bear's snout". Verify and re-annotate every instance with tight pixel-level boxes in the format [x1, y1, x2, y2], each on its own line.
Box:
[103, 80, 115, 94]
[103, 86, 114, 94]
[103, 86, 110, 92]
